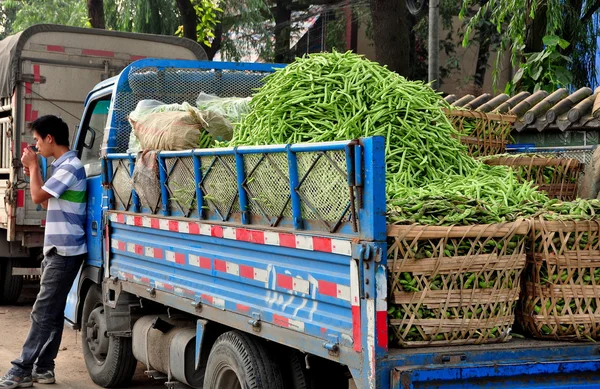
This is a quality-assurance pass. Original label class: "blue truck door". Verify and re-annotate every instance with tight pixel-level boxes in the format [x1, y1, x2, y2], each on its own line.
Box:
[65, 92, 112, 325]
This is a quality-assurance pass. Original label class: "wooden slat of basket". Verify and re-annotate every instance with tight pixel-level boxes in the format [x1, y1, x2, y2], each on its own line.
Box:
[537, 183, 578, 192]
[389, 253, 525, 274]
[459, 136, 508, 147]
[393, 288, 520, 308]
[532, 219, 600, 232]
[532, 252, 600, 267]
[390, 315, 515, 332]
[522, 313, 600, 325]
[387, 220, 530, 239]
[525, 282, 600, 299]
[485, 156, 583, 168]
[398, 337, 511, 347]
[443, 108, 518, 123]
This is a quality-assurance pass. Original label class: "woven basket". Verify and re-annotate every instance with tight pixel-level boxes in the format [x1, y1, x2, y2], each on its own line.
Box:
[483, 155, 584, 201]
[387, 220, 530, 347]
[520, 219, 600, 340]
[444, 109, 516, 157]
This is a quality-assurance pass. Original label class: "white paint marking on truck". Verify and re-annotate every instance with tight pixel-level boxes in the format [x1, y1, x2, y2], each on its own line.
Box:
[306, 275, 319, 321]
[166, 251, 176, 263]
[179, 221, 190, 233]
[337, 284, 351, 301]
[111, 239, 119, 249]
[110, 213, 118, 223]
[159, 219, 170, 230]
[200, 224, 212, 236]
[295, 235, 313, 250]
[254, 268, 268, 283]
[223, 227, 236, 240]
[126, 215, 135, 225]
[226, 262, 240, 276]
[263, 231, 280, 246]
[189, 254, 200, 267]
[145, 247, 154, 257]
[212, 297, 226, 309]
[288, 318, 305, 332]
[142, 216, 152, 228]
[127, 243, 135, 253]
[331, 239, 352, 256]
[366, 299, 376, 388]
[292, 278, 310, 295]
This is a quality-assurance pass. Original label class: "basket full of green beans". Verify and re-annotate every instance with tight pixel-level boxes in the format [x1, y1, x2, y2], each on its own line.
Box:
[444, 109, 516, 158]
[387, 219, 530, 347]
[520, 218, 600, 340]
[482, 154, 584, 201]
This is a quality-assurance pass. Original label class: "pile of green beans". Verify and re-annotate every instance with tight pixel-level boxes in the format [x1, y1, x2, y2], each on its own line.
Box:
[231, 51, 551, 225]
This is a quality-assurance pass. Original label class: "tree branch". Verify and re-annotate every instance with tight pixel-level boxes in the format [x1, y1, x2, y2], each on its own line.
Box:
[580, 2, 600, 24]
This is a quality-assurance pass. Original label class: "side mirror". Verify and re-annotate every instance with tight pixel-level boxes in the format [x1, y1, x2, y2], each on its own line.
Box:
[84, 127, 96, 150]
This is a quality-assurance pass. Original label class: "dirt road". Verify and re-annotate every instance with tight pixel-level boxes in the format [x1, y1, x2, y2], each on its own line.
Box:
[0, 281, 163, 389]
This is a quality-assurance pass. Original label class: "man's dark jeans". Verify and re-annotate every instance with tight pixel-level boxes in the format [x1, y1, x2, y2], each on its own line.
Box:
[9, 249, 85, 376]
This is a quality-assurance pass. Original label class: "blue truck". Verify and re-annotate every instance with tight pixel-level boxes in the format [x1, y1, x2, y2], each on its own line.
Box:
[64, 58, 600, 389]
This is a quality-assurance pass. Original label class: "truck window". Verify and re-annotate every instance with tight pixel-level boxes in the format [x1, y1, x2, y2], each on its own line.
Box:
[80, 99, 110, 174]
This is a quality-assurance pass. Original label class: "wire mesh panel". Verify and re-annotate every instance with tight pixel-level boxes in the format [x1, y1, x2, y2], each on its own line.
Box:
[164, 156, 198, 217]
[200, 155, 239, 221]
[111, 159, 133, 211]
[243, 153, 293, 226]
[296, 150, 353, 231]
[112, 64, 274, 153]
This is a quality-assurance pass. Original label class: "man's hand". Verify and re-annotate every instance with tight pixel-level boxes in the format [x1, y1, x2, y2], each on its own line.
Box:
[21, 147, 37, 170]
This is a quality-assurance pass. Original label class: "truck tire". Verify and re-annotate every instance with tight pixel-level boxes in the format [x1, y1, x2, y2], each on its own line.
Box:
[204, 331, 285, 389]
[82, 286, 137, 388]
[0, 258, 24, 304]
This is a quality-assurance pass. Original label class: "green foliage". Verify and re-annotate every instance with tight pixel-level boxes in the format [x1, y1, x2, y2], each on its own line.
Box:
[175, 0, 222, 47]
[0, 0, 88, 33]
[460, 0, 600, 89]
[507, 35, 573, 93]
[104, 0, 181, 35]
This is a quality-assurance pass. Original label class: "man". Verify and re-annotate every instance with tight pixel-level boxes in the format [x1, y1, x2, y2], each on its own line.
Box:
[0, 115, 87, 388]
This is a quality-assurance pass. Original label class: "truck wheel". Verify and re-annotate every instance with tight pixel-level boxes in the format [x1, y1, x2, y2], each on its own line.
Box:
[204, 331, 285, 389]
[82, 286, 137, 388]
[0, 258, 24, 304]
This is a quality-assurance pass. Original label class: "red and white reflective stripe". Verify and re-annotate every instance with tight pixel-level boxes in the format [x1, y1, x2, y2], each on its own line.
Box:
[166, 250, 186, 265]
[375, 265, 388, 350]
[201, 294, 225, 309]
[82, 48, 115, 57]
[214, 259, 239, 276]
[144, 246, 163, 259]
[189, 254, 212, 269]
[318, 280, 351, 302]
[154, 280, 174, 291]
[273, 314, 305, 332]
[239, 264, 269, 283]
[350, 260, 361, 351]
[277, 274, 310, 295]
[109, 212, 352, 256]
[46, 45, 65, 52]
[16, 190, 25, 208]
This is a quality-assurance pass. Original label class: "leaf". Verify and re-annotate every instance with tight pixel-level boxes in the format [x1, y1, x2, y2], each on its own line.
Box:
[543, 35, 560, 47]
[531, 65, 543, 81]
[512, 67, 524, 84]
[555, 67, 573, 86]
[558, 39, 570, 50]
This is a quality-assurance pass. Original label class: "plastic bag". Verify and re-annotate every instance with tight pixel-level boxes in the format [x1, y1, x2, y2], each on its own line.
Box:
[196, 93, 251, 125]
[132, 150, 161, 211]
[128, 100, 233, 151]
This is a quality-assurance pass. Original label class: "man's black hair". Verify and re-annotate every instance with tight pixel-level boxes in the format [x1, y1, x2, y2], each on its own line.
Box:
[28, 115, 70, 147]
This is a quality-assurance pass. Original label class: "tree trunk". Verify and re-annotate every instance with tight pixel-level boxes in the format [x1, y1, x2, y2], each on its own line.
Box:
[274, 0, 293, 63]
[473, 13, 493, 87]
[369, 0, 411, 76]
[87, 0, 105, 29]
[202, 20, 223, 60]
[176, 0, 198, 41]
[524, 0, 546, 52]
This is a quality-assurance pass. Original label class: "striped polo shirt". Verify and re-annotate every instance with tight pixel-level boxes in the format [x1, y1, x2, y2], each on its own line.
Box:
[41, 150, 87, 256]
